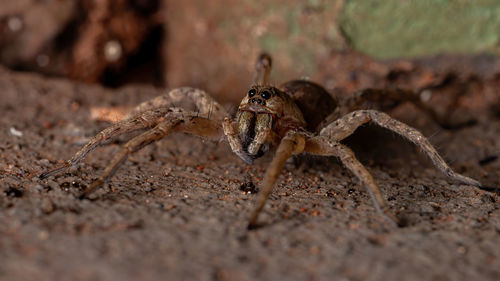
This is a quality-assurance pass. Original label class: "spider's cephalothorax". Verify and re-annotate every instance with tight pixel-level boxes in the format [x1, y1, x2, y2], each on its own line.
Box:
[41, 53, 482, 229]
[235, 85, 306, 163]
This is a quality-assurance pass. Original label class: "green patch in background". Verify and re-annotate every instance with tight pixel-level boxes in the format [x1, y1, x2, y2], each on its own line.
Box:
[340, 0, 500, 59]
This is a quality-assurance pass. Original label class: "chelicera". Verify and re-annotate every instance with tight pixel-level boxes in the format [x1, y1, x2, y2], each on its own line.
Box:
[41, 53, 481, 229]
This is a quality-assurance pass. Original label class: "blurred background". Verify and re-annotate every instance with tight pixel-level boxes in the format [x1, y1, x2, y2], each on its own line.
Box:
[1, 0, 499, 104]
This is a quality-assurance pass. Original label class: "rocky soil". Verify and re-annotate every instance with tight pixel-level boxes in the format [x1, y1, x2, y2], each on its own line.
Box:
[0, 62, 499, 281]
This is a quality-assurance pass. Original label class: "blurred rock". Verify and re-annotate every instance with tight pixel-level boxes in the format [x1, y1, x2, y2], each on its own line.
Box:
[0, 0, 164, 87]
[0, 0, 77, 72]
[67, 0, 164, 86]
[164, 0, 346, 103]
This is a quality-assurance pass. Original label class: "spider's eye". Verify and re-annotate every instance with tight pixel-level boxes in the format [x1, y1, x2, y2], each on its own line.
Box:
[248, 89, 256, 97]
[261, 90, 271, 100]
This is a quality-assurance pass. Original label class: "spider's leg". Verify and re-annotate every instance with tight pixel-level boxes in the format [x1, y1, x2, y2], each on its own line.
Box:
[320, 110, 481, 187]
[304, 137, 399, 225]
[41, 87, 227, 179]
[125, 87, 227, 121]
[248, 131, 306, 229]
[252, 53, 272, 85]
[40, 108, 170, 179]
[81, 112, 223, 198]
[332, 88, 470, 129]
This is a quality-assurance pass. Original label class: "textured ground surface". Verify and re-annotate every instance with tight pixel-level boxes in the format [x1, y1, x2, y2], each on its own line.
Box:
[0, 66, 499, 281]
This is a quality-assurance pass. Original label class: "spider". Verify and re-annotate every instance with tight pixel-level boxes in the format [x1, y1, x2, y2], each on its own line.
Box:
[41, 53, 481, 229]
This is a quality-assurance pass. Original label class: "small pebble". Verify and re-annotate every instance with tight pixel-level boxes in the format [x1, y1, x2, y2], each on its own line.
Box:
[41, 199, 55, 214]
[7, 16, 23, 32]
[39, 159, 50, 166]
[10, 127, 23, 137]
[47, 180, 59, 190]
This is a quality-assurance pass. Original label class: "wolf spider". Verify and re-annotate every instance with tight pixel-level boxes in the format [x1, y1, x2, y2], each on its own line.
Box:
[41, 54, 481, 229]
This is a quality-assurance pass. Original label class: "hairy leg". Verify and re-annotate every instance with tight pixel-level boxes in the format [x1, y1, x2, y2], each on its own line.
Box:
[81, 112, 223, 198]
[248, 131, 306, 229]
[125, 87, 227, 121]
[40, 108, 170, 179]
[320, 110, 481, 187]
[252, 53, 272, 85]
[41, 87, 226, 178]
[304, 137, 399, 225]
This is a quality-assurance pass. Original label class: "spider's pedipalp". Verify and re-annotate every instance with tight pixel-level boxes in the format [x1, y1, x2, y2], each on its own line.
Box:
[223, 117, 254, 164]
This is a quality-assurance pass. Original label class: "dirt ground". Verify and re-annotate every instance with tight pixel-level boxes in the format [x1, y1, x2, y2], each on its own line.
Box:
[0, 60, 499, 281]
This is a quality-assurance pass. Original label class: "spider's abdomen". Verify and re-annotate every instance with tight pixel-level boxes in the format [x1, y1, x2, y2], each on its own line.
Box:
[280, 80, 337, 132]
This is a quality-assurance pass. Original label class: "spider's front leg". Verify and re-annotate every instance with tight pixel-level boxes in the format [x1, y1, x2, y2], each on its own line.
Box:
[304, 137, 400, 225]
[306, 109, 481, 225]
[39, 107, 171, 179]
[81, 111, 223, 197]
[40, 87, 227, 198]
[252, 53, 272, 85]
[247, 130, 306, 229]
[320, 110, 480, 187]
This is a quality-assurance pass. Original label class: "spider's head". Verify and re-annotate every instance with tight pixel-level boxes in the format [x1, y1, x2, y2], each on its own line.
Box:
[239, 85, 282, 115]
[234, 85, 303, 164]
[233, 86, 283, 164]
